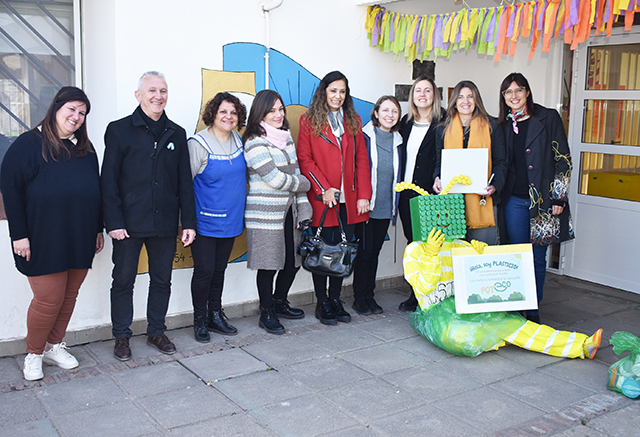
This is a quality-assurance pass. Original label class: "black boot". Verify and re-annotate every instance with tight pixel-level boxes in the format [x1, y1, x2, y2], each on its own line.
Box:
[398, 293, 418, 312]
[329, 298, 351, 323]
[207, 309, 238, 335]
[274, 299, 305, 319]
[193, 315, 210, 343]
[315, 301, 337, 325]
[366, 296, 383, 314]
[259, 306, 285, 335]
[352, 299, 372, 315]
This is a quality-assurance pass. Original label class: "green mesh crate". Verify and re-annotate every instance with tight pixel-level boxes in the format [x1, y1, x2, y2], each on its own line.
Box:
[409, 194, 466, 241]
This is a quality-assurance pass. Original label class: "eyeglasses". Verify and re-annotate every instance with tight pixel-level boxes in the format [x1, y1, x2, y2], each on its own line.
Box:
[502, 87, 526, 97]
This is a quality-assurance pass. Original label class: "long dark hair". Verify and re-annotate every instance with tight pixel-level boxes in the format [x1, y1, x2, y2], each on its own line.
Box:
[242, 89, 290, 143]
[498, 72, 536, 122]
[443, 80, 490, 134]
[304, 70, 361, 137]
[36, 86, 92, 161]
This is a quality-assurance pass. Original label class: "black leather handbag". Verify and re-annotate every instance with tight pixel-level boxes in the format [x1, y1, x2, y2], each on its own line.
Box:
[298, 204, 358, 278]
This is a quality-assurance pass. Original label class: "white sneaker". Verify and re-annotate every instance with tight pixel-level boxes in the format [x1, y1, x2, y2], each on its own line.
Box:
[43, 343, 79, 370]
[23, 353, 44, 381]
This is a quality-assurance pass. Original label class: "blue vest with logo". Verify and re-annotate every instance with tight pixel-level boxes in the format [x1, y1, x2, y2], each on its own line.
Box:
[191, 131, 246, 238]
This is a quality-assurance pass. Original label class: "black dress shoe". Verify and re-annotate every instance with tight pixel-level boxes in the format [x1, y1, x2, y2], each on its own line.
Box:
[366, 297, 383, 314]
[329, 299, 351, 323]
[193, 315, 210, 343]
[114, 337, 131, 361]
[147, 333, 176, 355]
[352, 299, 372, 315]
[398, 293, 418, 312]
[259, 306, 285, 335]
[207, 309, 238, 335]
[315, 301, 337, 325]
[274, 299, 305, 319]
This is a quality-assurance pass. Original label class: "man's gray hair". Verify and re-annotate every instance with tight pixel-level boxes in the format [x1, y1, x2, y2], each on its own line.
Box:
[138, 71, 167, 90]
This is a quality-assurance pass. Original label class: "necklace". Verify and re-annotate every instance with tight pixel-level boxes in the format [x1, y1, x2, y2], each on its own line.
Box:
[209, 128, 234, 164]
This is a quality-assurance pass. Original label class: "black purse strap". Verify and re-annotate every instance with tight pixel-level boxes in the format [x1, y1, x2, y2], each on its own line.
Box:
[315, 205, 348, 244]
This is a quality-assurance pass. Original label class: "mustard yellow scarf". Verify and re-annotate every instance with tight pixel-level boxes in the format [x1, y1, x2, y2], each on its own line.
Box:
[444, 114, 495, 228]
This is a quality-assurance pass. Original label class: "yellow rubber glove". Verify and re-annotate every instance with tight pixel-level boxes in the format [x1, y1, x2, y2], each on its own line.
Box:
[425, 228, 446, 257]
[470, 239, 488, 254]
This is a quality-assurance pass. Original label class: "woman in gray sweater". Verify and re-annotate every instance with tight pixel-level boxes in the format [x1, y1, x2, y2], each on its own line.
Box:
[242, 90, 312, 335]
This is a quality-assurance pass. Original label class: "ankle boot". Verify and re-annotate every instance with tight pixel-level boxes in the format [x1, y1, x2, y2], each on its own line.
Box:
[194, 315, 210, 343]
[329, 298, 351, 323]
[398, 292, 418, 312]
[207, 309, 238, 335]
[366, 296, 383, 314]
[274, 299, 305, 319]
[259, 306, 285, 335]
[352, 299, 372, 315]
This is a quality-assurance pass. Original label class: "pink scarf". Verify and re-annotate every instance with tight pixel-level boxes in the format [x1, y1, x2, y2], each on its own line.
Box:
[260, 121, 290, 150]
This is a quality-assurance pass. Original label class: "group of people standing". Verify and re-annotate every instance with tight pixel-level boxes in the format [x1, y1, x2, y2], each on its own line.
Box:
[1, 68, 573, 382]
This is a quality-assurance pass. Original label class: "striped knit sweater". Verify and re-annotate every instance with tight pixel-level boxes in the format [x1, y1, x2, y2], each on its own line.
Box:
[244, 135, 312, 270]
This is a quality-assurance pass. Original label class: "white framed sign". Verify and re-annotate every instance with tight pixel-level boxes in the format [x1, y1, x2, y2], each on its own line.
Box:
[452, 243, 538, 314]
[441, 148, 489, 194]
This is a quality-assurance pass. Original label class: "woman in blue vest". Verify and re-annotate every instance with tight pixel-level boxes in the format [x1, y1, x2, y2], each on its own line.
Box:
[188, 92, 247, 342]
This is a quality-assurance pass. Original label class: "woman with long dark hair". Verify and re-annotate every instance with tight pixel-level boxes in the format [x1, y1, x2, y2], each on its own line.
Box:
[352, 95, 402, 315]
[297, 71, 372, 325]
[497, 72, 574, 322]
[397, 76, 445, 312]
[188, 92, 247, 342]
[1, 87, 103, 381]
[242, 90, 312, 334]
[433, 80, 507, 245]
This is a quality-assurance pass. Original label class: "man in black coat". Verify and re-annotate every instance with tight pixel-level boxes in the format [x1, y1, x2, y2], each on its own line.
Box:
[101, 71, 196, 361]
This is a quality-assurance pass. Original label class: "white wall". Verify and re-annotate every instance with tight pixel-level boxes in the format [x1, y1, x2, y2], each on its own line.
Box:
[0, 0, 564, 344]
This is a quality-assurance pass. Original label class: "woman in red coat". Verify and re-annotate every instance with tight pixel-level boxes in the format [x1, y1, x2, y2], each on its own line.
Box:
[298, 71, 372, 326]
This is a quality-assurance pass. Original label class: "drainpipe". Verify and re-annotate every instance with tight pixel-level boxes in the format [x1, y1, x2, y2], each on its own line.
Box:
[262, 0, 283, 90]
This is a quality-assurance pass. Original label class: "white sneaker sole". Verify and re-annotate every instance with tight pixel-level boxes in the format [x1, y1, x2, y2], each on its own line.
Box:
[42, 357, 79, 370]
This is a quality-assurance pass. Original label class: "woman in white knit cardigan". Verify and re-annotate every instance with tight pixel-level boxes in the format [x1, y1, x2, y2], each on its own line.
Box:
[242, 90, 313, 335]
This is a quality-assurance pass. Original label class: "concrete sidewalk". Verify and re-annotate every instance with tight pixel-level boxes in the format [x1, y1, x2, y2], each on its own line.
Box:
[1, 273, 639, 437]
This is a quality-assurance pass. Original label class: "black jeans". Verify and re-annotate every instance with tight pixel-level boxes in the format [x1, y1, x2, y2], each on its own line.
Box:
[110, 236, 176, 338]
[256, 208, 299, 308]
[311, 204, 356, 303]
[190, 234, 235, 318]
[398, 190, 417, 243]
[353, 218, 390, 301]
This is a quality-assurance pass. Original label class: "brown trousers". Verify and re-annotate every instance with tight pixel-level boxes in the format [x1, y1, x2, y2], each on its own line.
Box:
[26, 269, 88, 354]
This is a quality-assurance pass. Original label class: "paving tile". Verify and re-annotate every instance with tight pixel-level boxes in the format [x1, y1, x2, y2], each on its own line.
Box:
[433, 386, 544, 434]
[369, 403, 479, 436]
[318, 425, 381, 437]
[338, 343, 423, 375]
[249, 394, 358, 436]
[112, 361, 200, 397]
[302, 325, 383, 353]
[494, 343, 563, 368]
[584, 402, 640, 437]
[36, 374, 126, 415]
[570, 316, 640, 342]
[212, 369, 311, 409]
[241, 335, 329, 367]
[0, 389, 47, 426]
[279, 356, 371, 391]
[558, 295, 631, 317]
[491, 371, 597, 413]
[442, 350, 529, 384]
[540, 358, 611, 393]
[168, 412, 272, 436]
[551, 425, 609, 437]
[539, 301, 599, 327]
[0, 418, 59, 437]
[390, 336, 455, 362]
[320, 377, 422, 422]
[353, 316, 417, 342]
[609, 306, 640, 326]
[381, 362, 481, 401]
[55, 401, 157, 437]
[84, 335, 154, 364]
[180, 348, 267, 382]
[0, 356, 23, 383]
[138, 385, 238, 428]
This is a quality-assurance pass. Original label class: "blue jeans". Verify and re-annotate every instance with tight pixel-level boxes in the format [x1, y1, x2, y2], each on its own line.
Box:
[503, 196, 548, 316]
[110, 236, 176, 338]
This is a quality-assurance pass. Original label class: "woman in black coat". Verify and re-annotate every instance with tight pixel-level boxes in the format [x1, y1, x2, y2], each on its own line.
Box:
[1, 87, 103, 381]
[497, 73, 574, 323]
[397, 76, 444, 312]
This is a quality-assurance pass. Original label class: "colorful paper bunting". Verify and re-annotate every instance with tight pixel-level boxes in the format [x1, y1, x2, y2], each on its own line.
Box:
[365, 0, 638, 62]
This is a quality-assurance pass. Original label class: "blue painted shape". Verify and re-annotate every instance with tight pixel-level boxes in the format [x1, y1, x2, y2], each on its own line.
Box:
[223, 42, 374, 123]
